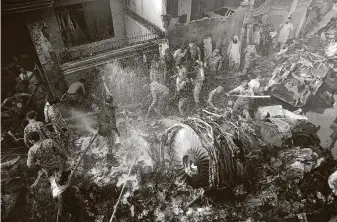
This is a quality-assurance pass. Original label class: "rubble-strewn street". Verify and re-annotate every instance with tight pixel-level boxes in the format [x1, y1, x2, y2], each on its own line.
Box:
[2, 0, 337, 221]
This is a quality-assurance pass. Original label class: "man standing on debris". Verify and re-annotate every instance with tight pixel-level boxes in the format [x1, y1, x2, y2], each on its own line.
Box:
[192, 60, 205, 113]
[147, 80, 170, 117]
[174, 44, 187, 66]
[275, 17, 294, 50]
[208, 49, 223, 77]
[242, 44, 260, 76]
[66, 79, 86, 105]
[163, 48, 175, 87]
[176, 64, 192, 116]
[186, 43, 202, 71]
[98, 95, 121, 149]
[207, 86, 224, 111]
[24, 111, 51, 148]
[150, 55, 167, 85]
[253, 22, 262, 52]
[44, 99, 68, 137]
[28, 77, 48, 113]
[228, 36, 241, 71]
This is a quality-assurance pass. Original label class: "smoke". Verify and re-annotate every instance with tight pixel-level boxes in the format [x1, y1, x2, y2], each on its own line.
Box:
[69, 109, 96, 134]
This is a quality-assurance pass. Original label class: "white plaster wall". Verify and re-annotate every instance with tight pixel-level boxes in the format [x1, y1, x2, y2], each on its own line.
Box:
[110, 0, 127, 38]
[178, 0, 192, 22]
[128, 0, 165, 30]
[126, 15, 150, 36]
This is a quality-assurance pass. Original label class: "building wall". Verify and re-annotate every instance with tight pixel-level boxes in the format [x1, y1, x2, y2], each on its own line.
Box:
[110, 0, 127, 38]
[42, 8, 65, 50]
[178, 0, 192, 22]
[128, 0, 165, 30]
[167, 5, 247, 55]
[125, 15, 151, 36]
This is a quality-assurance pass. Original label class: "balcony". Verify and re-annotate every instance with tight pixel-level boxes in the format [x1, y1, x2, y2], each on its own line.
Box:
[56, 30, 161, 65]
[57, 30, 165, 76]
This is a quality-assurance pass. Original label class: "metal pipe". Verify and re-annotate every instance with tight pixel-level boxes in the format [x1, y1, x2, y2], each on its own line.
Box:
[68, 132, 99, 184]
[109, 158, 136, 222]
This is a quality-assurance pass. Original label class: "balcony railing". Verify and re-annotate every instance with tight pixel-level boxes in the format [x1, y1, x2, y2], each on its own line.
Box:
[56, 30, 161, 64]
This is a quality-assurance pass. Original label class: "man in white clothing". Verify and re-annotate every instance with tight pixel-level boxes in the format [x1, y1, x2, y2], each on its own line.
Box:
[275, 17, 294, 50]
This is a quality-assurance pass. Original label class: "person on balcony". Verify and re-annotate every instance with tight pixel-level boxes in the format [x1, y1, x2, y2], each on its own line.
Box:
[66, 79, 86, 106]
[228, 36, 241, 71]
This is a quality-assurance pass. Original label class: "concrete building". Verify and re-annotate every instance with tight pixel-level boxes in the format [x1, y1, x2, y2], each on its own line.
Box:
[2, 0, 166, 97]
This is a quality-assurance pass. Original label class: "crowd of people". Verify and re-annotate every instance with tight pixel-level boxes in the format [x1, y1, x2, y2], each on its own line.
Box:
[145, 17, 289, 120]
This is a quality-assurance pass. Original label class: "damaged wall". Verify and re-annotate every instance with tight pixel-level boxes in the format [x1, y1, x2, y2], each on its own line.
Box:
[110, 0, 127, 38]
[178, 0, 192, 22]
[167, 5, 247, 54]
[26, 9, 66, 98]
[125, 15, 151, 39]
[127, 0, 166, 30]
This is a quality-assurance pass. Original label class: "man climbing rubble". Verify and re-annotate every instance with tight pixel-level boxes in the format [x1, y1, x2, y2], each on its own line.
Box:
[24, 111, 51, 148]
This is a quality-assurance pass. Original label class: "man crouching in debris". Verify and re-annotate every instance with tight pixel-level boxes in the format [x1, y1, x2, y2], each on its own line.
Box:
[226, 76, 262, 119]
[27, 131, 68, 187]
[98, 95, 121, 164]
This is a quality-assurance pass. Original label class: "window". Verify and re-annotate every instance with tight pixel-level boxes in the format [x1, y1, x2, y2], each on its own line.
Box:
[166, 0, 179, 17]
[55, 0, 114, 47]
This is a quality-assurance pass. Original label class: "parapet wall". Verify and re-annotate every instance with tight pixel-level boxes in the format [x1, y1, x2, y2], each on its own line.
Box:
[167, 6, 247, 53]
